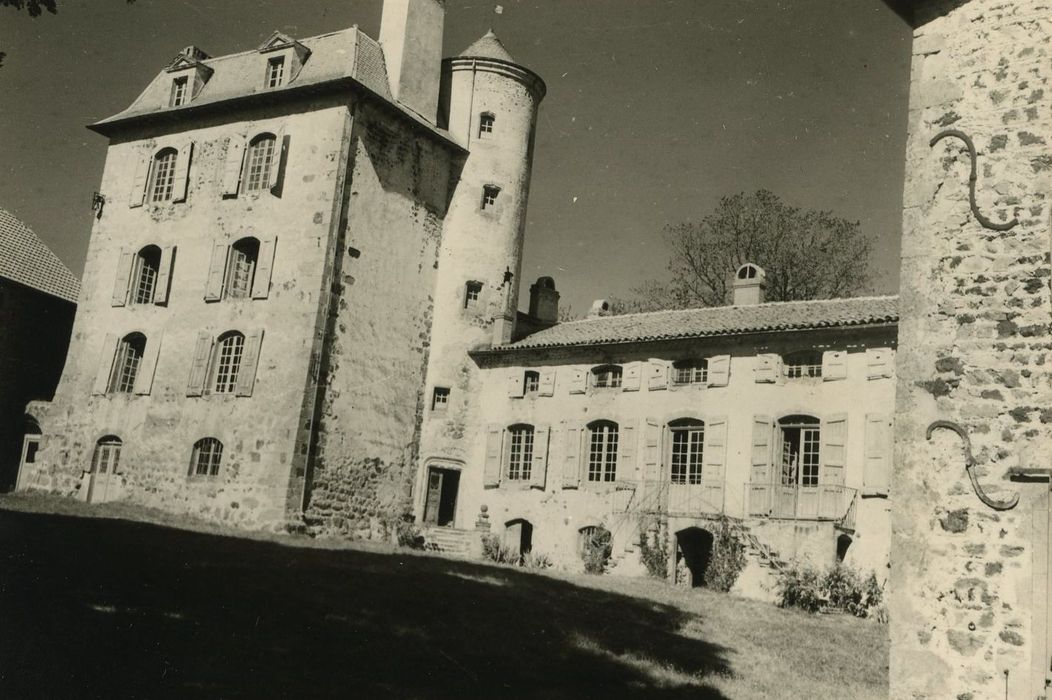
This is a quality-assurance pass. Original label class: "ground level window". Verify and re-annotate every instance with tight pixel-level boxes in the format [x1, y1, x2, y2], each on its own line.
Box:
[191, 438, 224, 477]
[91, 436, 122, 474]
[506, 425, 534, 481]
[670, 419, 705, 485]
[779, 415, 820, 486]
[587, 421, 618, 482]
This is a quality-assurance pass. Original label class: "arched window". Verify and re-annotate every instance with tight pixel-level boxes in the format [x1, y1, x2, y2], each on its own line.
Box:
[131, 245, 161, 305]
[479, 112, 495, 138]
[506, 424, 534, 481]
[587, 420, 619, 482]
[778, 415, 820, 487]
[245, 134, 277, 192]
[523, 370, 540, 394]
[212, 331, 245, 394]
[149, 148, 179, 203]
[784, 351, 823, 379]
[672, 359, 708, 386]
[91, 436, 122, 474]
[590, 365, 622, 389]
[109, 333, 146, 393]
[226, 237, 260, 299]
[190, 438, 224, 477]
[669, 418, 705, 485]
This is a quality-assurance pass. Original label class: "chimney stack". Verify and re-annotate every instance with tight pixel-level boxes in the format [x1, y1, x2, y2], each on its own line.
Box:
[732, 263, 766, 305]
[586, 299, 612, 319]
[379, 0, 445, 123]
[529, 276, 560, 325]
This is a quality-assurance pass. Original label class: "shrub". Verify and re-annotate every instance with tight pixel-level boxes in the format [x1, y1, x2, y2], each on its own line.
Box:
[481, 533, 521, 564]
[638, 518, 669, 579]
[777, 563, 885, 619]
[581, 528, 613, 575]
[394, 513, 426, 550]
[702, 517, 747, 592]
[522, 551, 553, 570]
[777, 564, 825, 613]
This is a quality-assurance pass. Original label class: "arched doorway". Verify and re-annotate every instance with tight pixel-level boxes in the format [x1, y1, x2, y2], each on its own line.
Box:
[836, 534, 852, 564]
[13, 415, 42, 492]
[504, 519, 533, 562]
[675, 526, 715, 588]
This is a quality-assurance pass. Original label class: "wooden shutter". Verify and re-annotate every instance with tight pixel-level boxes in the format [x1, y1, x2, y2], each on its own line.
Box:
[822, 413, 848, 485]
[822, 350, 847, 381]
[268, 125, 287, 193]
[92, 334, 119, 395]
[647, 359, 669, 391]
[562, 423, 581, 488]
[531, 425, 550, 489]
[754, 353, 780, 383]
[708, 354, 731, 387]
[172, 142, 194, 203]
[129, 153, 150, 207]
[643, 418, 661, 482]
[538, 369, 556, 397]
[622, 362, 641, 392]
[235, 329, 264, 397]
[704, 416, 728, 482]
[133, 333, 162, 395]
[111, 248, 134, 307]
[222, 136, 247, 197]
[568, 368, 586, 395]
[751, 416, 773, 483]
[204, 240, 228, 301]
[483, 425, 503, 487]
[507, 371, 524, 398]
[864, 413, 892, 495]
[866, 347, 892, 380]
[617, 420, 636, 481]
[155, 245, 175, 305]
[186, 331, 213, 397]
[251, 236, 276, 300]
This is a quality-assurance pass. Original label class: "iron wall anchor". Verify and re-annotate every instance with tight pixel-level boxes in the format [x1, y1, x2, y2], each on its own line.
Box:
[929, 129, 1020, 232]
[926, 420, 1019, 511]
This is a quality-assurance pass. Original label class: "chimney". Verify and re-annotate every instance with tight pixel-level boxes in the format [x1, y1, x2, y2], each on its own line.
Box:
[529, 276, 560, 325]
[732, 263, 766, 305]
[586, 299, 612, 319]
[181, 45, 211, 62]
[379, 0, 445, 123]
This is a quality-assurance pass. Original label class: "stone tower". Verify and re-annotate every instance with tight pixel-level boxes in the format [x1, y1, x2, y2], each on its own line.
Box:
[414, 31, 546, 527]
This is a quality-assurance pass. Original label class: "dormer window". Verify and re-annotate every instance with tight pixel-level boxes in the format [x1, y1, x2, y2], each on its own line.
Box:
[479, 113, 495, 138]
[170, 77, 189, 107]
[481, 185, 500, 210]
[266, 56, 286, 89]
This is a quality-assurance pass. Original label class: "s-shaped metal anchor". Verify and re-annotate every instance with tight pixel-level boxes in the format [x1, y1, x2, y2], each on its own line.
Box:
[929, 129, 1019, 232]
[926, 420, 1019, 511]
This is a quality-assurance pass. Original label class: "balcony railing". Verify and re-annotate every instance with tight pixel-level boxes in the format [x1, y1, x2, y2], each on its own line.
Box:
[613, 480, 726, 517]
[746, 483, 857, 522]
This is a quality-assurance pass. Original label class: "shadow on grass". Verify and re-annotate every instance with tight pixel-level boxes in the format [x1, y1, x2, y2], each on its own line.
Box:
[0, 510, 734, 699]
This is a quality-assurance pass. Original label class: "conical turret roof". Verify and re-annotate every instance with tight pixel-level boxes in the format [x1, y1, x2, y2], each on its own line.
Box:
[458, 29, 516, 63]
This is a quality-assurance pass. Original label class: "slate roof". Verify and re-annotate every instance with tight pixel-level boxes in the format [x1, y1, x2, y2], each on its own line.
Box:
[486, 295, 898, 353]
[458, 29, 517, 63]
[0, 208, 80, 304]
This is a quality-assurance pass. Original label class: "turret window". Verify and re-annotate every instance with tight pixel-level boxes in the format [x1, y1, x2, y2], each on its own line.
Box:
[465, 281, 482, 307]
[479, 113, 495, 138]
[432, 387, 450, 411]
[481, 185, 500, 210]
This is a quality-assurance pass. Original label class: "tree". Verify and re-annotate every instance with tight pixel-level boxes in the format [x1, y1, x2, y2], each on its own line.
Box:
[630, 190, 872, 310]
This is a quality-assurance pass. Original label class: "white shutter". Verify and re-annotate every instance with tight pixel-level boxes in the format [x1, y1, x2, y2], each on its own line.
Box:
[111, 249, 134, 307]
[866, 347, 892, 380]
[172, 142, 194, 203]
[531, 425, 550, 489]
[864, 413, 892, 495]
[204, 240, 228, 301]
[129, 153, 150, 207]
[822, 350, 848, 381]
[622, 362, 641, 392]
[251, 236, 276, 299]
[647, 359, 669, 391]
[617, 420, 636, 481]
[643, 418, 661, 482]
[154, 245, 175, 305]
[703, 416, 728, 482]
[562, 423, 581, 488]
[268, 124, 287, 193]
[754, 353, 780, 383]
[186, 332, 213, 397]
[507, 371, 525, 398]
[707, 355, 730, 387]
[222, 136, 247, 197]
[822, 414, 848, 485]
[92, 334, 119, 395]
[751, 416, 773, 483]
[484, 425, 503, 487]
[538, 369, 556, 397]
[133, 333, 162, 395]
[235, 329, 264, 397]
[568, 368, 586, 395]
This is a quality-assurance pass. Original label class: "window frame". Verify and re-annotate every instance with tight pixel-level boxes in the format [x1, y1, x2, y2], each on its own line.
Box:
[225, 237, 260, 299]
[91, 436, 123, 475]
[432, 386, 450, 411]
[130, 246, 161, 305]
[586, 420, 619, 483]
[170, 76, 189, 107]
[523, 370, 540, 395]
[481, 185, 501, 211]
[108, 333, 146, 394]
[778, 415, 821, 487]
[590, 365, 623, 390]
[479, 112, 495, 138]
[784, 350, 823, 379]
[190, 437, 224, 478]
[464, 280, 482, 308]
[244, 134, 278, 193]
[505, 424, 535, 482]
[266, 56, 286, 89]
[671, 359, 708, 386]
[211, 331, 245, 395]
[669, 419, 705, 485]
[148, 148, 179, 203]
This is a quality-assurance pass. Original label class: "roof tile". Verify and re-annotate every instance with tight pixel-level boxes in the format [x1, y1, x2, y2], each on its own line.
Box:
[0, 208, 80, 303]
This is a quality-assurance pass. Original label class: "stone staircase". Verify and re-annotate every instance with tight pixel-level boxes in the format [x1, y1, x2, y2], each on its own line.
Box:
[422, 526, 477, 557]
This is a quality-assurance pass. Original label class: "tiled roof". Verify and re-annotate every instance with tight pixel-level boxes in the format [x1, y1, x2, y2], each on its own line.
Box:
[0, 208, 80, 303]
[458, 30, 517, 63]
[487, 295, 898, 352]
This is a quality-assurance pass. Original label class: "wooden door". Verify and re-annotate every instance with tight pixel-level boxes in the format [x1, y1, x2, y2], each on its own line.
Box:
[423, 469, 443, 525]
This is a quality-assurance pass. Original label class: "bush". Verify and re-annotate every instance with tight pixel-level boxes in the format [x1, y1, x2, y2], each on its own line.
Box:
[581, 528, 613, 575]
[702, 517, 747, 592]
[481, 534, 521, 564]
[394, 513, 426, 550]
[522, 551, 553, 570]
[638, 518, 669, 579]
[777, 563, 885, 619]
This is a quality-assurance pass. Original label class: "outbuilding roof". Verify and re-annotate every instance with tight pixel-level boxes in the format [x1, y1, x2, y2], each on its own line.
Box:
[483, 295, 898, 353]
[0, 207, 80, 304]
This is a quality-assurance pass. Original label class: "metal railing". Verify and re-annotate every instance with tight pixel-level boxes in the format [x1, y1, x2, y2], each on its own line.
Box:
[612, 480, 727, 518]
[744, 482, 857, 523]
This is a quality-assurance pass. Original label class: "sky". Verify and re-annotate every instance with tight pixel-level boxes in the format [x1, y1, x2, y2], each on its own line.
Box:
[0, 0, 912, 314]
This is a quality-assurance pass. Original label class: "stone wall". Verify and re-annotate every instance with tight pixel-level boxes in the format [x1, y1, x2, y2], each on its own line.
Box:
[891, 1, 1052, 697]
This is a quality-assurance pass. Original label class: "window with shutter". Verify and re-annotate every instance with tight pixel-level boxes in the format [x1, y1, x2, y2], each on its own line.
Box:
[108, 333, 147, 394]
[148, 148, 179, 203]
[669, 419, 705, 485]
[130, 246, 161, 305]
[506, 425, 534, 481]
[587, 421, 619, 483]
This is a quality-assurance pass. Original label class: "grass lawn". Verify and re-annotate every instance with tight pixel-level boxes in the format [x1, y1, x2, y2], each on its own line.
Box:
[0, 494, 887, 699]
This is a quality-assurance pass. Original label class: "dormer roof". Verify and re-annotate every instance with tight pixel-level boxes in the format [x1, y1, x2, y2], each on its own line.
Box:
[165, 52, 214, 78]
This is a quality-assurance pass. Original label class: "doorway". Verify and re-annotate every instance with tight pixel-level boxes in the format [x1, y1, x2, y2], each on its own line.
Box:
[675, 527, 715, 588]
[87, 436, 123, 504]
[423, 467, 460, 527]
[505, 519, 534, 562]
